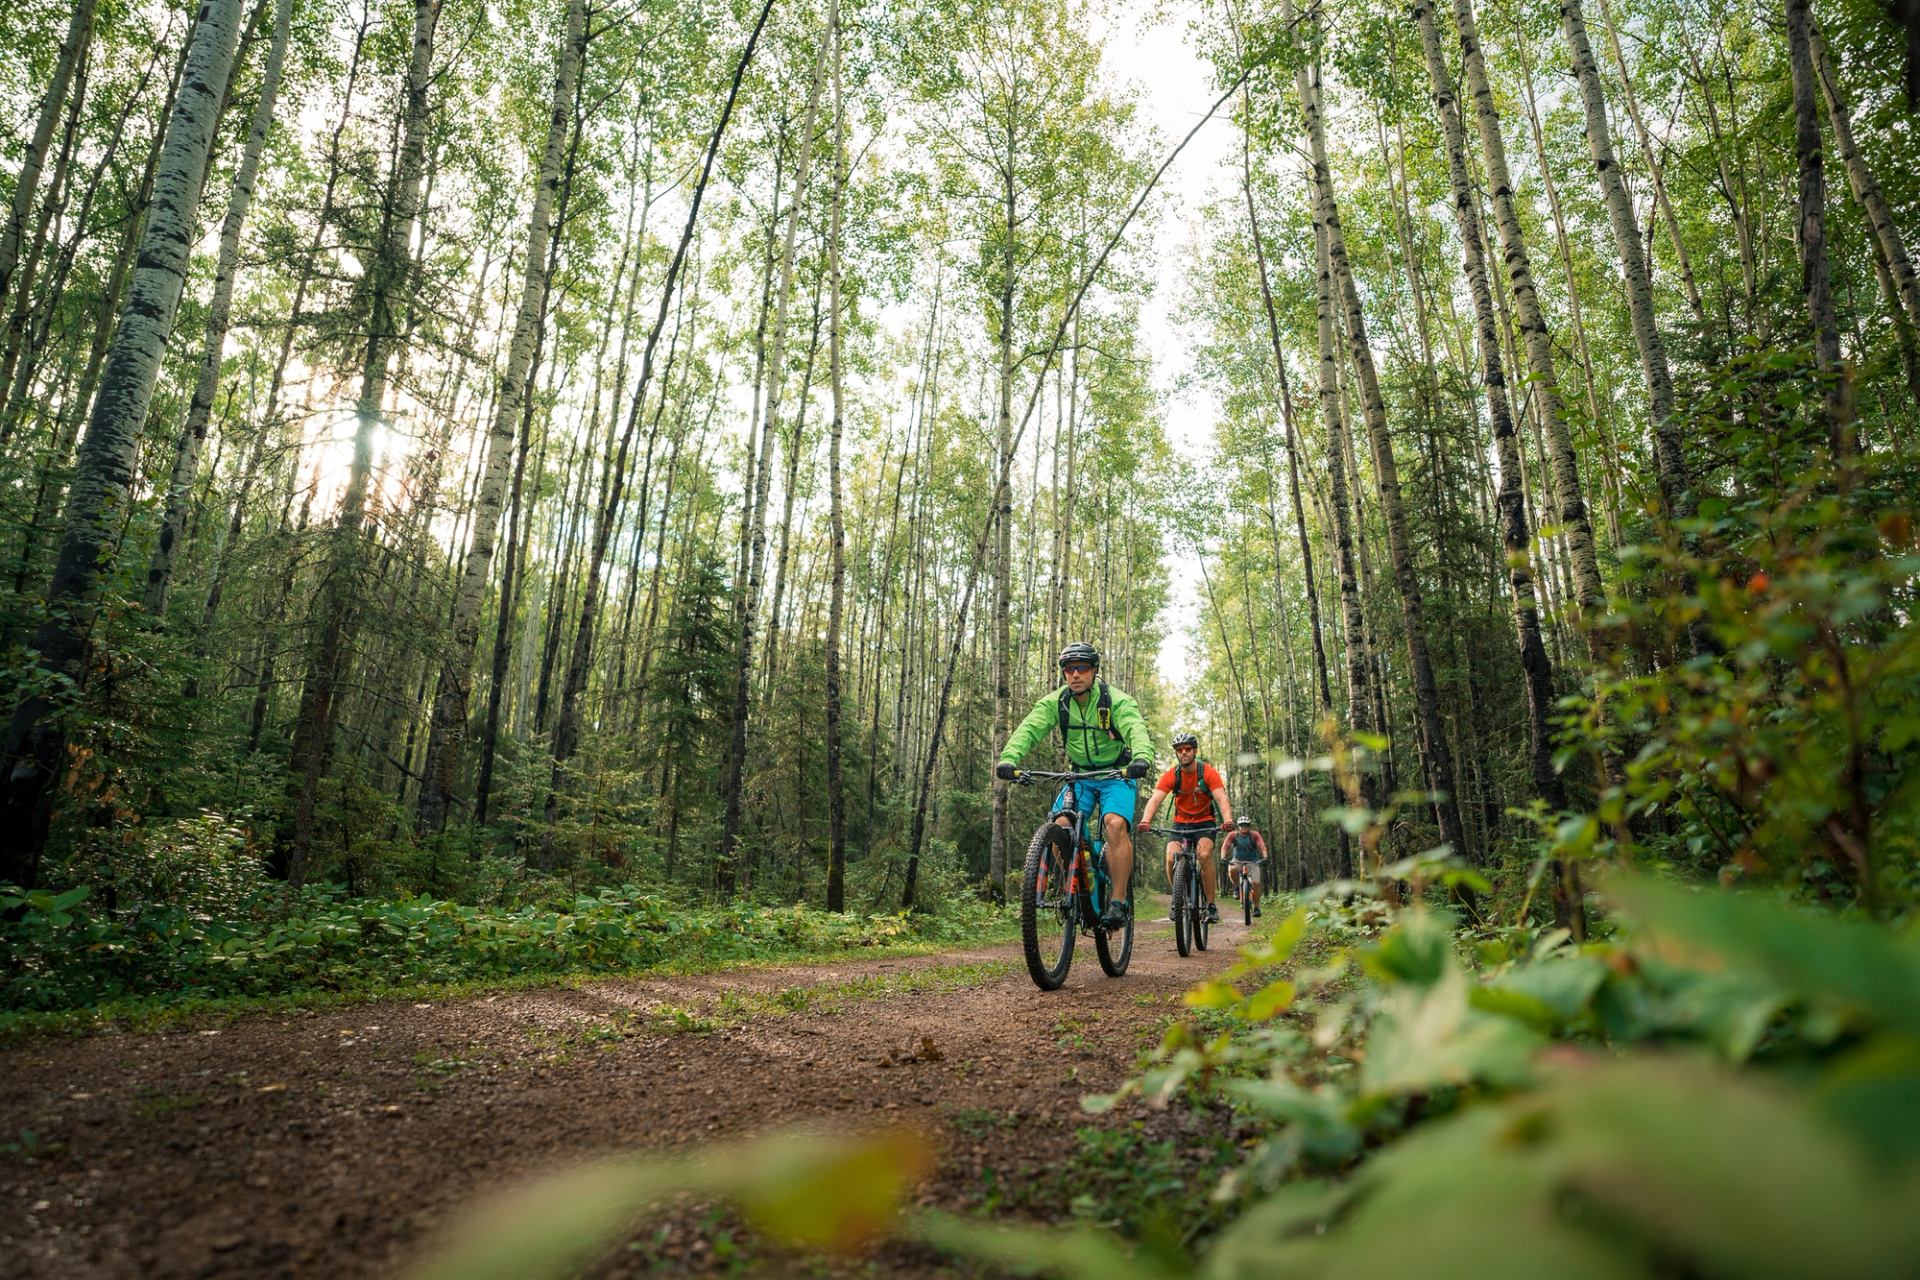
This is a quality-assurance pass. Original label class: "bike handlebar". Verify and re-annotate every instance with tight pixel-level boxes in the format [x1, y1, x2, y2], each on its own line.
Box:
[1145, 824, 1223, 837]
[1009, 767, 1131, 784]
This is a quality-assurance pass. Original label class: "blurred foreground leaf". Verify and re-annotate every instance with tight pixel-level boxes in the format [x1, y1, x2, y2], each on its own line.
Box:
[408, 1127, 931, 1280]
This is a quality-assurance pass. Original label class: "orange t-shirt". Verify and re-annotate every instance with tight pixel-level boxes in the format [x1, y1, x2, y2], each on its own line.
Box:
[1157, 762, 1225, 825]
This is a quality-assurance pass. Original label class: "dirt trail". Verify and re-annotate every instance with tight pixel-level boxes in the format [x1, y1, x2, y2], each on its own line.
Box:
[1, 906, 1253, 1278]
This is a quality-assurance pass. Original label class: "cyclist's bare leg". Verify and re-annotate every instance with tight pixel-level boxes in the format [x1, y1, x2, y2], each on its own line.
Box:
[1162, 840, 1180, 890]
[1197, 837, 1218, 904]
[1104, 813, 1133, 901]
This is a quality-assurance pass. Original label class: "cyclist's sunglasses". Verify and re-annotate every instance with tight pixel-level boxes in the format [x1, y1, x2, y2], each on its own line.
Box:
[1061, 662, 1095, 674]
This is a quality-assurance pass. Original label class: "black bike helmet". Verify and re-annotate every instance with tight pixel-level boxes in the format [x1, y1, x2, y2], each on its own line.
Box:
[1171, 731, 1199, 749]
[1057, 641, 1100, 669]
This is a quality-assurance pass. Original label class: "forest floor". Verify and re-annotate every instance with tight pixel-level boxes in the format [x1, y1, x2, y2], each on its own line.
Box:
[2, 898, 1255, 1278]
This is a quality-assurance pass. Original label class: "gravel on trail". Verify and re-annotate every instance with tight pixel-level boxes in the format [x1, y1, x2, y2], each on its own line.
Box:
[2, 906, 1253, 1278]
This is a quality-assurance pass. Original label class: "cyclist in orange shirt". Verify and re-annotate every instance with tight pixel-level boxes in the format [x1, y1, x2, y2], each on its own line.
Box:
[1136, 732, 1233, 924]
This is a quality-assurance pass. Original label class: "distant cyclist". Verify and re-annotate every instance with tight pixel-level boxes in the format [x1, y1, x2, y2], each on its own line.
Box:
[1137, 731, 1233, 925]
[995, 642, 1154, 930]
[1225, 815, 1269, 918]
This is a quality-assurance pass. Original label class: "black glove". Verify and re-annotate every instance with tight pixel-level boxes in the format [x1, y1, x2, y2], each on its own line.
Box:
[995, 762, 1016, 781]
[1126, 758, 1150, 779]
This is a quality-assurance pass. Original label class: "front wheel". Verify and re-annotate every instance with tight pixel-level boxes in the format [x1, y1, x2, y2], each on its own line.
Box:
[1192, 864, 1210, 953]
[1021, 821, 1075, 991]
[1170, 861, 1191, 957]
[1242, 873, 1253, 926]
[1096, 879, 1133, 976]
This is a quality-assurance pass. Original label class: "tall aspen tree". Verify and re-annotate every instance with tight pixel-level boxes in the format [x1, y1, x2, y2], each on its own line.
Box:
[1, 0, 247, 885]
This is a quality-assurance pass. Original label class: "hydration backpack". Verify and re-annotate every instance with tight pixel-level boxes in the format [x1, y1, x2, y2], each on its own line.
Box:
[1056, 681, 1131, 764]
[1175, 759, 1222, 824]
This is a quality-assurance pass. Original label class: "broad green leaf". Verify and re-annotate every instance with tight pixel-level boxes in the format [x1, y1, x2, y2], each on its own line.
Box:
[911, 1209, 1172, 1279]
[1237, 978, 1296, 1021]
[1478, 953, 1609, 1028]
[410, 1129, 929, 1279]
[408, 1155, 687, 1280]
[733, 1129, 932, 1251]
[1358, 910, 1457, 987]
[1361, 966, 1540, 1096]
[1546, 1056, 1920, 1278]
[1607, 877, 1920, 1036]
[1220, 1078, 1361, 1162]
[1199, 1180, 1351, 1280]
[1184, 981, 1238, 1009]
[1813, 1035, 1920, 1167]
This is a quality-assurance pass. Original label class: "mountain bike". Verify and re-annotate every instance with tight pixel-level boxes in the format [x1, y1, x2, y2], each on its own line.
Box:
[1146, 824, 1218, 958]
[1009, 768, 1136, 991]
[1232, 858, 1257, 926]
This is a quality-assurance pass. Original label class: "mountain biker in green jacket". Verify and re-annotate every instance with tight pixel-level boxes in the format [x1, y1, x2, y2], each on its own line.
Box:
[995, 642, 1155, 930]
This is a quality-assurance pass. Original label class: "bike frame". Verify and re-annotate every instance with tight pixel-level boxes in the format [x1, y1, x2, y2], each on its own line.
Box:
[1012, 767, 1131, 926]
[1164, 826, 1222, 880]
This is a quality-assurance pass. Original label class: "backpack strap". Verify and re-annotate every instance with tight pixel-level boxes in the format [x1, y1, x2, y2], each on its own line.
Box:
[1056, 682, 1130, 763]
[1179, 759, 1222, 824]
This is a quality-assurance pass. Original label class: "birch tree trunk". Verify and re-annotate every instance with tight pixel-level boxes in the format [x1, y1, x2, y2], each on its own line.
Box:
[1810, 21, 1920, 402]
[1594, 0, 1707, 325]
[1309, 201, 1377, 836]
[1561, 0, 1692, 518]
[1240, 77, 1334, 720]
[1296, 0, 1468, 864]
[0, 0, 97, 319]
[417, 0, 587, 833]
[612, 0, 773, 891]
[0, 0, 246, 887]
[1418, 0, 1578, 929]
[145, 0, 296, 618]
[1453, 0, 1605, 622]
[988, 113, 1018, 904]
[1785, 0, 1851, 456]
[824, 0, 849, 912]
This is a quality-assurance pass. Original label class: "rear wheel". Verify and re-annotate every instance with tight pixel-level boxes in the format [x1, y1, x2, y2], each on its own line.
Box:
[1021, 821, 1075, 990]
[1170, 858, 1191, 957]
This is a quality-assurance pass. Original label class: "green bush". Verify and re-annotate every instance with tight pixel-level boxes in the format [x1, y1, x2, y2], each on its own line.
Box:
[0, 869, 1012, 1017]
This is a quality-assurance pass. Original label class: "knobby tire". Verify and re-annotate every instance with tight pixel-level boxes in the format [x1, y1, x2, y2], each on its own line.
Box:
[1021, 821, 1075, 990]
[1095, 879, 1133, 976]
[1192, 862, 1210, 953]
[1171, 861, 1191, 957]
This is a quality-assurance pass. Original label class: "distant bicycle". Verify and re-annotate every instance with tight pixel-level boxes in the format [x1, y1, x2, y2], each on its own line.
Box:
[1008, 767, 1135, 991]
[1145, 823, 1219, 957]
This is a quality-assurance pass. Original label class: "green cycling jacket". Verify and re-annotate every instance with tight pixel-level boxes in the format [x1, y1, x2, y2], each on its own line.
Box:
[997, 682, 1156, 771]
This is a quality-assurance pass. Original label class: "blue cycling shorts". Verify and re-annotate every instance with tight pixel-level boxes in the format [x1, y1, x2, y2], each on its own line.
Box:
[1050, 778, 1138, 828]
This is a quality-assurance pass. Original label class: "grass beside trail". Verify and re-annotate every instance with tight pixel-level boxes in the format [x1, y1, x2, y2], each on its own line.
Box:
[643, 958, 1018, 1033]
[0, 900, 1020, 1045]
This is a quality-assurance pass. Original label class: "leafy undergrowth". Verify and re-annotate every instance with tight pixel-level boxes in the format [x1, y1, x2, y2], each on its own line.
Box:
[0, 881, 1015, 1039]
[401, 874, 1920, 1279]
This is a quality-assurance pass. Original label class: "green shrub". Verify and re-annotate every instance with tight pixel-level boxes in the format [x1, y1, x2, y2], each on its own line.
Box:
[0, 871, 1013, 1017]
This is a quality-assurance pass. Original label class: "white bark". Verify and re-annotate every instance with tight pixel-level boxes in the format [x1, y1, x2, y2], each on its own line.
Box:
[1560, 0, 1692, 517]
[0, 0, 97, 313]
[1811, 24, 1920, 338]
[146, 0, 295, 617]
[416, 0, 588, 832]
[1, 0, 246, 885]
[1453, 0, 1605, 620]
